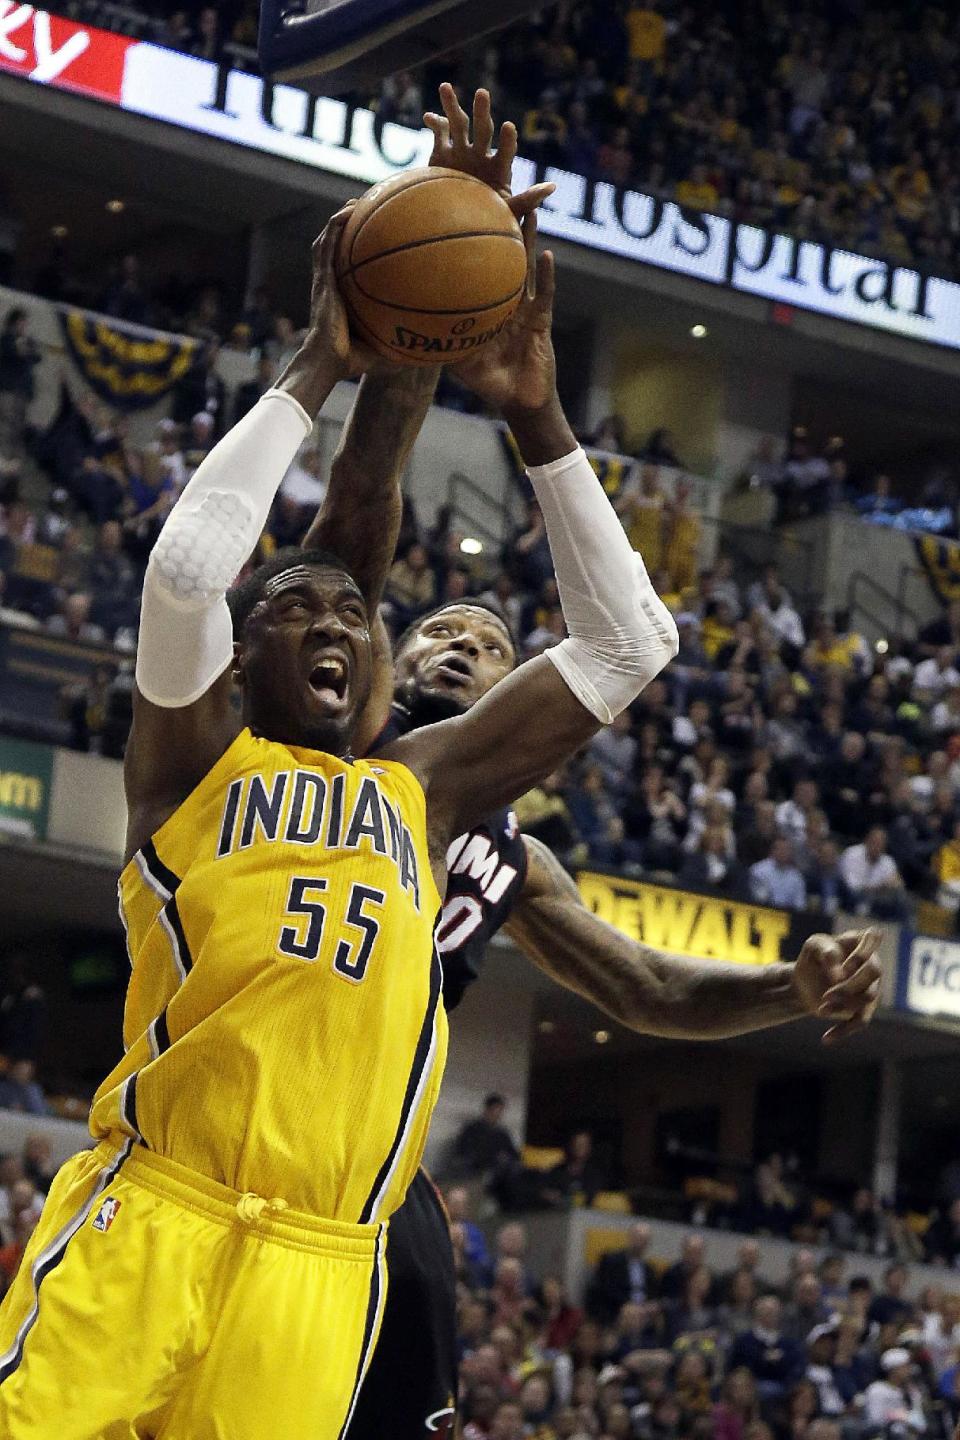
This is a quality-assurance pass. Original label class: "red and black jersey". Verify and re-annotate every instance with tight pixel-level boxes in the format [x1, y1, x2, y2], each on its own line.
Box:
[374, 705, 528, 1011]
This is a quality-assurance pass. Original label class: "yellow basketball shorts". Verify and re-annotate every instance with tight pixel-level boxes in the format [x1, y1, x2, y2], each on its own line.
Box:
[0, 1139, 388, 1440]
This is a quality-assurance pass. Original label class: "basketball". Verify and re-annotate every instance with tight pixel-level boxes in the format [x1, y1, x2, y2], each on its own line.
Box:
[336, 167, 527, 367]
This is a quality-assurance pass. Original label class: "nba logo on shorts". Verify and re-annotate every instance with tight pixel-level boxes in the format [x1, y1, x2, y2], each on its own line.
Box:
[92, 1197, 122, 1232]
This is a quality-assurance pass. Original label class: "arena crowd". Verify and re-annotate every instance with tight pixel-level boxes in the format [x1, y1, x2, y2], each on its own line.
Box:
[40, 0, 960, 286]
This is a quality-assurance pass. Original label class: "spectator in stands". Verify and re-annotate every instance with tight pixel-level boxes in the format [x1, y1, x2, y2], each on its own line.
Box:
[174, 343, 226, 437]
[589, 710, 638, 794]
[914, 648, 960, 703]
[924, 1198, 960, 1267]
[191, 6, 222, 61]
[617, 463, 667, 573]
[783, 1272, 831, 1343]
[545, 1130, 604, 1209]
[641, 429, 681, 467]
[45, 590, 106, 645]
[379, 70, 423, 129]
[0, 956, 45, 1063]
[232, 355, 276, 425]
[22, 1133, 54, 1195]
[839, 826, 908, 920]
[509, 499, 553, 592]
[804, 839, 852, 918]
[868, 1264, 913, 1328]
[713, 1368, 761, 1440]
[660, 1234, 707, 1301]
[749, 837, 808, 911]
[679, 824, 746, 898]
[100, 254, 150, 326]
[0, 1059, 48, 1115]
[587, 1222, 655, 1323]
[728, 1295, 804, 1402]
[450, 1093, 519, 1182]
[566, 765, 643, 868]
[522, 91, 568, 167]
[87, 520, 137, 636]
[0, 308, 41, 454]
[665, 1264, 718, 1343]
[513, 770, 582, 861]
[863, 1349, 927, 1435]
[387, 541, 436, 619]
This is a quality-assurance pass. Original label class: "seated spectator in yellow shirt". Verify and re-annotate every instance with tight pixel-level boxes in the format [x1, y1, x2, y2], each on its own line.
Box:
[626, 1, 666, 63]
[522, 92, 568, 161]
[386, 541, 436, 615]
[934, 819, 960, 911]
[803, 616, 860, 673]
[676, 164, 720, 211]
[702, 602, 737, 661]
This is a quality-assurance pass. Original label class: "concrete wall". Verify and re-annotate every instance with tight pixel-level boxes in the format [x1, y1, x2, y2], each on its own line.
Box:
[518, 1206, 960, 1307]
[424, 947, 535, 1172]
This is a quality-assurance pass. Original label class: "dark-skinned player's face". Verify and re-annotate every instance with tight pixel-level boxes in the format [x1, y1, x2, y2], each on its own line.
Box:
[395, 605, 516, 714]
[235, 564, 373, 755]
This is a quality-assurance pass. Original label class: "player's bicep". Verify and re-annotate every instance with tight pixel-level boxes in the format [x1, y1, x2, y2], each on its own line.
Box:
[124, 673, 240, 860]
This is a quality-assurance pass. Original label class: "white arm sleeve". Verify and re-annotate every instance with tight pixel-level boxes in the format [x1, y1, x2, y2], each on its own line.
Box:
[526, 447, 679, 724]
[136, 389, 312, 707]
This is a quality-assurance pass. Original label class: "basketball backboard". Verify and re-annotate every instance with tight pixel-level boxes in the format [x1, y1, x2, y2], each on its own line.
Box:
[259, 0, 544, 94]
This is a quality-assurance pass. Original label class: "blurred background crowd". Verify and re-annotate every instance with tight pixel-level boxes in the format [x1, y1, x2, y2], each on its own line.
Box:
[43, 0, 960, 284]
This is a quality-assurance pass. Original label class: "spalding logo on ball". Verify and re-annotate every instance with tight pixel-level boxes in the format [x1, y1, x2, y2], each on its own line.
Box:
[336, 167, 527, 367]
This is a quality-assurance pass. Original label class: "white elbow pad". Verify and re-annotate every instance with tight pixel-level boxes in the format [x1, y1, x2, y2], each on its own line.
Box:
[136, 389, 312, 707]
[527, 449, 679, 724]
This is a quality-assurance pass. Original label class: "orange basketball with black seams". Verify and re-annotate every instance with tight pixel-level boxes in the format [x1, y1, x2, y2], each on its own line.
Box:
[336, 167, 527, 367]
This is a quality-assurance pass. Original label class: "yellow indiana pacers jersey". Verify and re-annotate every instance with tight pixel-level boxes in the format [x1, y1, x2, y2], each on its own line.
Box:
[91, 727, 446, 1224]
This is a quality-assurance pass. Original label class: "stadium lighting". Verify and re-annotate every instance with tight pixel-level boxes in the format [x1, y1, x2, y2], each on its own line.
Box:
[460, 537, 483, 555]
[593, 1029, 611, 1045]
[876, 638, 889, 654]
[690, 323, 708, 338]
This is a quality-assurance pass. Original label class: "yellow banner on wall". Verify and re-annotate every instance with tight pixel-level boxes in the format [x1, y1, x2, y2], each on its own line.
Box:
[576, 871, 816, 966]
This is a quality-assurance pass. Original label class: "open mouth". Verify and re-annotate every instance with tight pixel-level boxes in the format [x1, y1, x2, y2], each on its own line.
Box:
[308, 652, 349, 706]
[433, 653, 473, 687]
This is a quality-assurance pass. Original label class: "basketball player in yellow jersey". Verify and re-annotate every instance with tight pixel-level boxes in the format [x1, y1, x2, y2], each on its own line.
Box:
[0, 203, 678, 1437]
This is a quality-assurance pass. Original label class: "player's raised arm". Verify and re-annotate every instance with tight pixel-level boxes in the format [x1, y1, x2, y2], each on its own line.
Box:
[301, 365, 440, 755]
[385, 246, 678, 841]
[304, 83, 555, 754]
[508, 838, 883, 1044]
[123, 212, 372, 861]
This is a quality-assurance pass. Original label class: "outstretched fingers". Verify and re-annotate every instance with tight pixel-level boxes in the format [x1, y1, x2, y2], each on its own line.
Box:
[496, 118, 518, 169]
[439, 81, 471, 149]
[472, 87, 495, 157]
[423, 111, 451, 159]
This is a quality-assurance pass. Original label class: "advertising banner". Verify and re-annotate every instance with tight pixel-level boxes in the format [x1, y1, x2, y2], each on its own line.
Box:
[895, 931, 960, 1021]
[575, 870, 819, 967]
[0, 735, 53, 841]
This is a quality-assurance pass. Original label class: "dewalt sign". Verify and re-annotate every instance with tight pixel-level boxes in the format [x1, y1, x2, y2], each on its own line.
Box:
[576, 871, 817, 966]
[0, 738, 53, 842]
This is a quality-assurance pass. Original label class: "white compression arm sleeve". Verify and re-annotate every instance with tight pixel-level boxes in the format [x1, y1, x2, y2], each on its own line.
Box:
[136, 389, 312, 707]
[526, 447, 679, 723]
